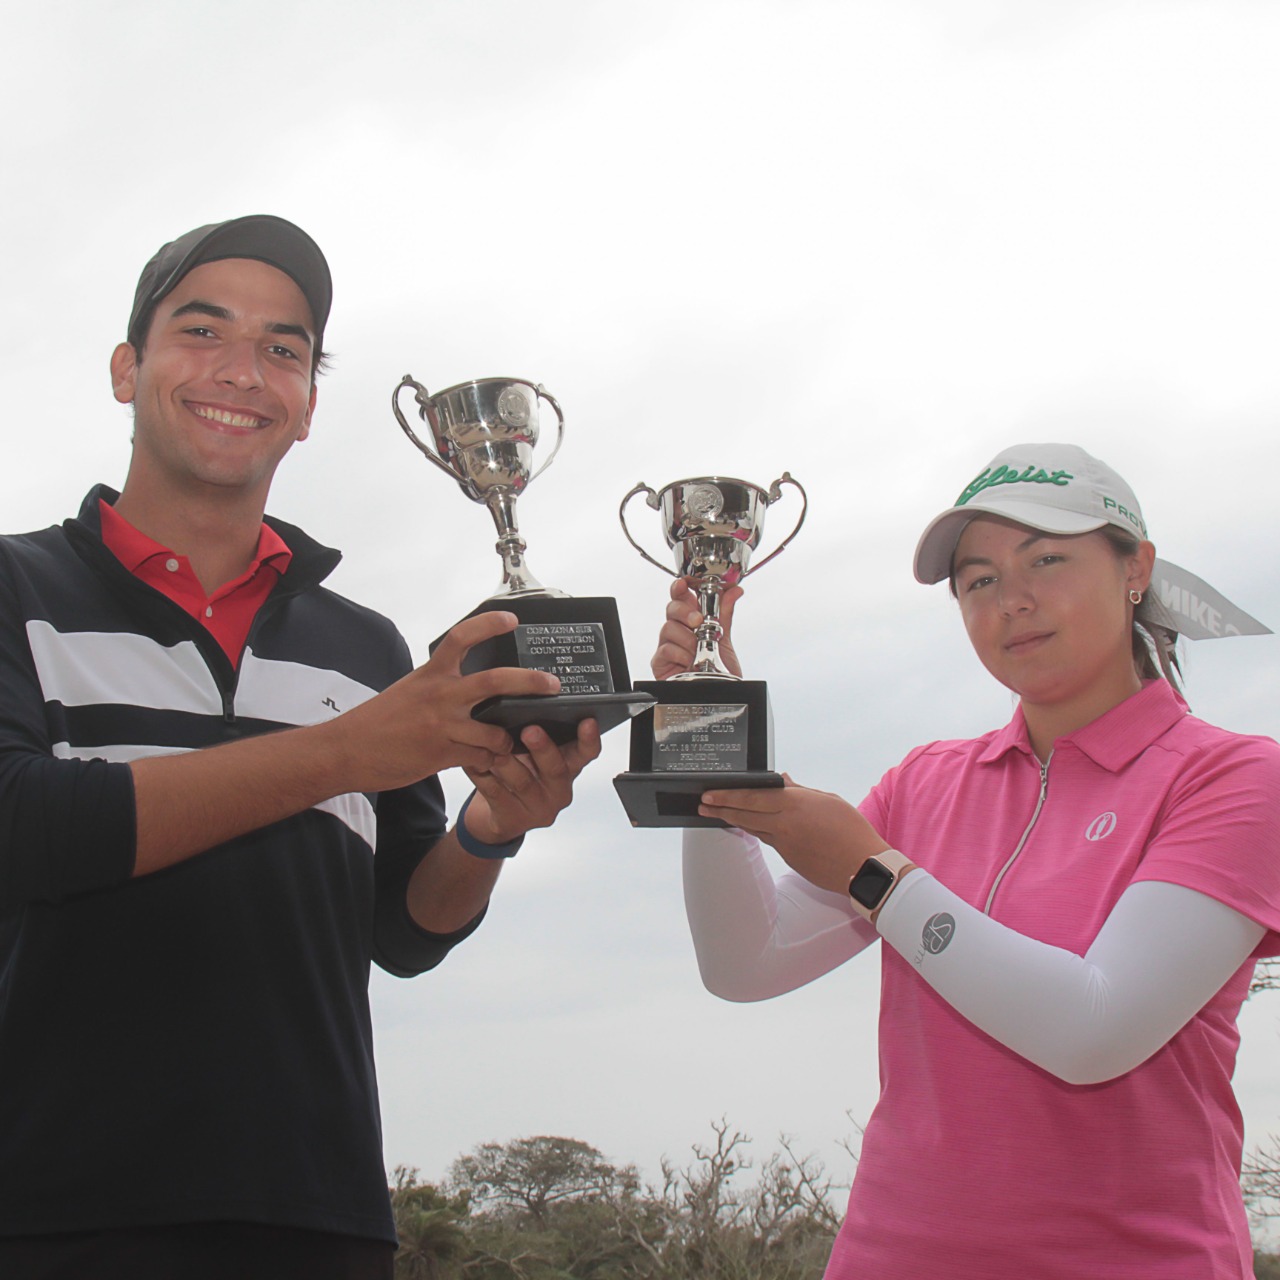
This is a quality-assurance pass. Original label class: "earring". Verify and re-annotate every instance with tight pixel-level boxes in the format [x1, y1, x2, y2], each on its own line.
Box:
[1128, 589, 1143, 605]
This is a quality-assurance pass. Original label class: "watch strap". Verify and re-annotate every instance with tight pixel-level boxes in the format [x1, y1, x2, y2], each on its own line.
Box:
[455, 791, 524, 860]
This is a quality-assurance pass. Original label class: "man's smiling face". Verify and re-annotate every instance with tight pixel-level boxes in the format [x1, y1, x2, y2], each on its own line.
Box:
[110, 257, 318, 507]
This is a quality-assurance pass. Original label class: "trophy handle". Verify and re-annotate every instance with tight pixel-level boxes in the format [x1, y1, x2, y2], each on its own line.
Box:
[528, 383, 565, 484]
[743, 472, 808, 578]
[619, 483, 676, 576]
[392, 375, 465, 483]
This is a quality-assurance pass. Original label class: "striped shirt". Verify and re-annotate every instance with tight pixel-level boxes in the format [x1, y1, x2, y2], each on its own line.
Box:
[0, 486, 469, 1244]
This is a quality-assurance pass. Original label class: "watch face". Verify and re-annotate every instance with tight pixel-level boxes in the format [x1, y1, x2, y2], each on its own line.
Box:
[849, 859, 895, 909]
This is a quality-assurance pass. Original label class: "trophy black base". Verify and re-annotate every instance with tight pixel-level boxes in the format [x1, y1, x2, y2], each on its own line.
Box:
[613, 678, 780, 828]
[474, 691, 656, 748]
[613, 769, 784, 828]
[432, 596, 651, 751]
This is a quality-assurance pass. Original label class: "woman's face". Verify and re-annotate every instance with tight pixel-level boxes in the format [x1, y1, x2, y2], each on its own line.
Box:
[952, 515, 1153, 714]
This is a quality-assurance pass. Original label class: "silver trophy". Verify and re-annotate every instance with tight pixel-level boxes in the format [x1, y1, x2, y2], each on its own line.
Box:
[614, 473, 806, 828]
[392, 375, 653, 747]
[619, 474, 807, 678]
[392, 376, 564, 597]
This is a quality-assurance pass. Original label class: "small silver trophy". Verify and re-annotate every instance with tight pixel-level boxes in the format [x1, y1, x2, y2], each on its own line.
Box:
[619, 474, 807, 678]
[614, 474, 806, 827]
[392, 375, 653, 746]
[393, 376, 563, 597]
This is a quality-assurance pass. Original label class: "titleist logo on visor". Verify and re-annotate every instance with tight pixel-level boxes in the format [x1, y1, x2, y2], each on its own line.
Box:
[955, 465, 1075, 506]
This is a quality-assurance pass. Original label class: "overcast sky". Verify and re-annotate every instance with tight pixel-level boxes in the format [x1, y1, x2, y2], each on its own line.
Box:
[4, 0, 1279, 1218]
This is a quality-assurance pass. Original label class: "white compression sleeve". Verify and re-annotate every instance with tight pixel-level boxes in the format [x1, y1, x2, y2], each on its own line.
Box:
[876, 872, 1266, 1084]
[682, 827, 879, 1001]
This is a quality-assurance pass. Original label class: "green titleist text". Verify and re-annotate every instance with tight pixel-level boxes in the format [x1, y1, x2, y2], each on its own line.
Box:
[956, 464, 1074, 506]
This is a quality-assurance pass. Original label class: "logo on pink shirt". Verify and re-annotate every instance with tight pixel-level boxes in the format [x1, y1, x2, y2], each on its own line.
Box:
[1085, 812, 1118, 841]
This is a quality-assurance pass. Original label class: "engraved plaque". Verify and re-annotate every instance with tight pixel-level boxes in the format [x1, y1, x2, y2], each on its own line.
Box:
[615, 677, 781, 826]
[652, 703, 748, 772]
[514, 622, 615, 695]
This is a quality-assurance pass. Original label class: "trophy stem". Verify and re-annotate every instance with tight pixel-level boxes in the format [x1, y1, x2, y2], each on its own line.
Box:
[671, 582, 739, 681]
[484, 489, 564, 599]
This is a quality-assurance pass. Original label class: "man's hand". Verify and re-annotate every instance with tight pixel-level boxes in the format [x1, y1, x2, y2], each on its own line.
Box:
[326, 611, 561, 793]
[404, 717, 603, 933]
[651, 577, 744, 680]
[462, 718, 603, 845]
[696, 774, 891, 894]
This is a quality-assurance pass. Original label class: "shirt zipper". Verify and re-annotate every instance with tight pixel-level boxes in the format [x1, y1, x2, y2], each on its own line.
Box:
[983, 753, 1051, 915]
[110, 563, 244, 727]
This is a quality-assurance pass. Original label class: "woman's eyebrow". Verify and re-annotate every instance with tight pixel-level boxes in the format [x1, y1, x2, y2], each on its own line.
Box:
[954, 534, 1052, 574]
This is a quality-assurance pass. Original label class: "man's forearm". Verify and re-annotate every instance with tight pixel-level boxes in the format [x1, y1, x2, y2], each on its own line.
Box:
[127, 615, 565, 879]
[404, 826, 503, 933]
[129, 719, 351, 876]
[131, 724, 502, 931]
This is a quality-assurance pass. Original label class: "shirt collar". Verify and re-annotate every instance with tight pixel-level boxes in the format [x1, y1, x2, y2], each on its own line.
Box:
[98, 496, 293, 578]
[71, 485, 343, 593]
[977, 679, 1188, 772]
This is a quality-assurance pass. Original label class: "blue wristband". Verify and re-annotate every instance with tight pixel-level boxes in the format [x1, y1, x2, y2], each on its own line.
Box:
[455, 791, 524, 860]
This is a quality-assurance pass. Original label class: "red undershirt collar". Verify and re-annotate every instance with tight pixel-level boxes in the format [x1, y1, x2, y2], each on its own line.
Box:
[98, 498, 292, 666]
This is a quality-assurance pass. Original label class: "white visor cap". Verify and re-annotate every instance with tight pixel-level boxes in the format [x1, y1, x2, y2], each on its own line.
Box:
[913, 444, 1148, 585]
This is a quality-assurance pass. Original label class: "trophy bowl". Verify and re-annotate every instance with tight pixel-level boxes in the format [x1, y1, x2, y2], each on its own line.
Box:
[620, 473, 806, 679]
[413, 379, 546, 503]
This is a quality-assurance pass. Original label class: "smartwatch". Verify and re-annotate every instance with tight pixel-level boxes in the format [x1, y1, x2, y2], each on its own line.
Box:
[848, 849, 915, 923]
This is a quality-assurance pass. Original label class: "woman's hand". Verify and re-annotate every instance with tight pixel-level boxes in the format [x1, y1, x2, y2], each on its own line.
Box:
[651, 577, 744, 680]
[697, 774, 891, 894]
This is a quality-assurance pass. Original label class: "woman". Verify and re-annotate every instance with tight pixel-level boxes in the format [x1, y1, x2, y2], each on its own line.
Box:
[654, 444, 1280, 1279]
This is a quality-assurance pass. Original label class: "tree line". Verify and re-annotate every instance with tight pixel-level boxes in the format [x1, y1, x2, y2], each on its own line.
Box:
[391, 1120, 841, 1280]
[389, 1121, 1280, 1278]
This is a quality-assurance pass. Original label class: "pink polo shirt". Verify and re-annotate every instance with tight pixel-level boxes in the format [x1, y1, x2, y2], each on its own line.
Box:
[828, 679, 1280, 1280]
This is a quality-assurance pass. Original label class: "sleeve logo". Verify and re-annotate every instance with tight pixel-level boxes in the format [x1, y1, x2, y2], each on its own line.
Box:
[921, 912, 956, 955]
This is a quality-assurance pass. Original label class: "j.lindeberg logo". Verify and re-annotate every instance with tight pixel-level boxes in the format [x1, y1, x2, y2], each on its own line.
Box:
[1084, 812, 1118, 842]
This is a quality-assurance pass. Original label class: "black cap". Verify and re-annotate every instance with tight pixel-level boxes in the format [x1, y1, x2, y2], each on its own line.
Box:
[127, 214, 332, 355]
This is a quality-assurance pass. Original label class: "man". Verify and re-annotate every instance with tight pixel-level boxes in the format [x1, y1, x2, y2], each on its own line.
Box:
[0, 215, 600, 1279]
